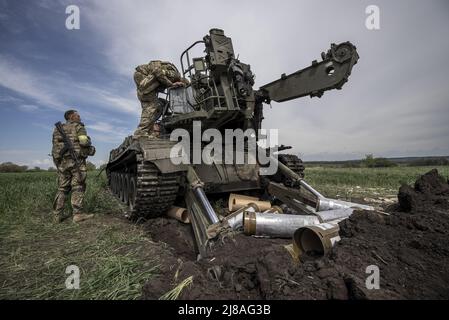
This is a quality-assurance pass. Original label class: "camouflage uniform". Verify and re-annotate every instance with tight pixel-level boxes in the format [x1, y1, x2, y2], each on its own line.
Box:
[52, 120, 94, 219]
[133, 60, 183, 137]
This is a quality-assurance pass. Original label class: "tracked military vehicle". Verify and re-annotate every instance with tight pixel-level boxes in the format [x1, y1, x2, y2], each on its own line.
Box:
[106, 29, 360, 257]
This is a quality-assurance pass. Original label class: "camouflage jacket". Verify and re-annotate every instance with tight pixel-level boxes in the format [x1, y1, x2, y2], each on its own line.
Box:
[134, 60, 182, 100]
[52, 121, 93, 168]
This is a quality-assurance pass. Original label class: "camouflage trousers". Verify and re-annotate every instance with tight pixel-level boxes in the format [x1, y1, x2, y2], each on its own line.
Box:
[133, 94, 159, 137]
[53, 161, 87, 216]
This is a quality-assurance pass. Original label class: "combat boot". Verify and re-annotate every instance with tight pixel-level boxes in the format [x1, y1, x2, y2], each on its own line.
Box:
[72, 213, 94, 223]
[53, 214, 63, 223]
[132, 134, 147, 140]
[53, 212, 70, 223]
[147, 133, 159, 140]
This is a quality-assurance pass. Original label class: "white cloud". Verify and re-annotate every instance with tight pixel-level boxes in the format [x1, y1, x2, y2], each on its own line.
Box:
[0, 149, 54, 169]
[3, 0, 449, 161]
[0, 95, 23, 103]
[92, 159, 106, 167]
[87, 121, 133, 143]
[30, 158, 53, 168]
[0, 55, 65, 110]
[18, 104, 39, 112]
[32, 122, 52, 132]
[79, 0, 448, 160]
[0, 55, 140, 118]
[0, 149, 39, 157]
[74, 84, 139, 115]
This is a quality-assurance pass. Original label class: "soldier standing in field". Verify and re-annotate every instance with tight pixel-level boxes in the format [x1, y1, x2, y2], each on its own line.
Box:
[133, 60, 189, 137]
[51, 110, 96, 223]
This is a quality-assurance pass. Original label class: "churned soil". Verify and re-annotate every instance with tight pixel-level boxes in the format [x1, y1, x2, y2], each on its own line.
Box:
[142, 169, 449, 299]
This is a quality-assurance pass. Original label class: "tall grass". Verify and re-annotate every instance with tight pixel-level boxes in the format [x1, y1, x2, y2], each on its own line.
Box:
[304, 165, 449, 199]
[0, 171, 159, 300]
[0, 171, 121, 218]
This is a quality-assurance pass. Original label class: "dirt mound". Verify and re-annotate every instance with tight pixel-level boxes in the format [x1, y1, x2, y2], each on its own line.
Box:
[144, 217, 197, 261]
[398, 168, 449, 212]
[142, 169, 449, 299]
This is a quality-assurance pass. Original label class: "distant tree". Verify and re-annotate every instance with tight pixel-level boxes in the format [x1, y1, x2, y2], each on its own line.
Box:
[363, 154, 376, 168]
[48, 167, 57, 172]
[408, 158, 449, 166]
[372, 158, 397, 167]
[0, 162, 28, 172]
[362, 154, 397, 168]
[86, 161, 96, 171]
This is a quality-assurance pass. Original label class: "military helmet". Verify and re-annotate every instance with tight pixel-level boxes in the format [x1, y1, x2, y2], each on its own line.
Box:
[162, 62, 181, 82]
[162, 61, 178, 71]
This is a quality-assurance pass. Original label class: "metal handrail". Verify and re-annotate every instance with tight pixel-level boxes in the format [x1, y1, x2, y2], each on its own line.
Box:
[180, 40, 205, 77]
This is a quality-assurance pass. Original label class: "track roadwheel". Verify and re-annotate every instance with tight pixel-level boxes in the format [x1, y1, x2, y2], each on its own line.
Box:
[113, 172, 120, 197]
[119, 174, 125, 201]
[112, 173, 117, 195]
[116, 173, 120, 196]
[123, 174, 130, 205]
[128, 175, 137, 211]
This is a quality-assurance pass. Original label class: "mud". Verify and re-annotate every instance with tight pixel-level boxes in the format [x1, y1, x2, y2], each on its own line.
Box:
[398, 168, 449, 212]
[142, 169, 449, 300]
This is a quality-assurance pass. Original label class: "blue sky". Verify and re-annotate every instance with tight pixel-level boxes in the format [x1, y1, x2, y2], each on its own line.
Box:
[1, 0, 138, 168]
[1, 0, 448, 168]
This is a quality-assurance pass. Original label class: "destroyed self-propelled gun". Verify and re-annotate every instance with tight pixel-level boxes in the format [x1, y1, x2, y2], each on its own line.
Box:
[106, 29, 367, 258]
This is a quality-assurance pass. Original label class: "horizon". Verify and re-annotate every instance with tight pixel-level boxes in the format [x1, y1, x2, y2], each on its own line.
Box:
[2, 154, 449, 170]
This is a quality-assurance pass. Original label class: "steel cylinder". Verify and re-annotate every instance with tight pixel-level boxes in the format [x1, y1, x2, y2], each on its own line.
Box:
[315, 208, 354, 222]
[262, 206, 283, 214]
[243, 212, 320, 238]
[224, 203, 259, 230]
[293, 222, 341, 257]
[317, 198, 374, 212]
[193, 187, 219, 224]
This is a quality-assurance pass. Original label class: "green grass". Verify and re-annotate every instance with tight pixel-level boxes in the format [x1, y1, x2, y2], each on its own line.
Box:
[304, 165, 449, 199]
[0, 171, 120, 216]
[1, 166, 448, 299]
[0, 171, 159, 300]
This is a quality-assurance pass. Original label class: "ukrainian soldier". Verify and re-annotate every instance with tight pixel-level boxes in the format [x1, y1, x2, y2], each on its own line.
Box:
[133, 60, 189, 137]
[51, 110, 96, 223]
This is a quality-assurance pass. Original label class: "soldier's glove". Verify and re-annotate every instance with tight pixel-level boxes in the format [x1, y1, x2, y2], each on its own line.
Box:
[88, 146, 96, 156]
[171, 81, 185, 88]
[181, 77, 190, 85]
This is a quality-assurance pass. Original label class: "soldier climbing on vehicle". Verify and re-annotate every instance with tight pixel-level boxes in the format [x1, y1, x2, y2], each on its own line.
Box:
[133, 60, 189, 138]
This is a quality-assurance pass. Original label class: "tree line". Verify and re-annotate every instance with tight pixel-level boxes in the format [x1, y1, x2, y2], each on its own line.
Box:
[306, 154, 449, 168]
[0, 161, 99, 172]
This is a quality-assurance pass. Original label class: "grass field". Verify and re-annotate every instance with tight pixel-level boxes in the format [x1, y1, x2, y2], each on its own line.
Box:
[0, 165, 448, 299]
[304, 165, 449, 199]
[0, 171, 160, 299]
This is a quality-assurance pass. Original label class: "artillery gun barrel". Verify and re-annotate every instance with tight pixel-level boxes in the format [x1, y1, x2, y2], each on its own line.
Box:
[193, 187, 220, 225]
